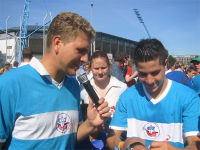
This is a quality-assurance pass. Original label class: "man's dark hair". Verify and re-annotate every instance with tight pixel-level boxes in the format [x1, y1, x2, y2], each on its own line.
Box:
[22, 47, 33, 59]
[187, 65, 197, 73]
[114, 52, 124, 64]
[133, 39, 168, 66]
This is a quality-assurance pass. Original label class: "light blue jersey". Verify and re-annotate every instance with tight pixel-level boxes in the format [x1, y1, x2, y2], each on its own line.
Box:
[0, 64, 82, 150]
[192, 74, 200, 96]
[110, 79, 199, 148]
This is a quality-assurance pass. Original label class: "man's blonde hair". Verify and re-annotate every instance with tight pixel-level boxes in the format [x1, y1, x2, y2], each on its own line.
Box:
[46, 12, 95, 51]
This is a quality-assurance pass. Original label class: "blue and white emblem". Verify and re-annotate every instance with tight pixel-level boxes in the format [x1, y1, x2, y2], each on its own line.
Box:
[143, 122, 160, 138]
[56, 113, 71, 133]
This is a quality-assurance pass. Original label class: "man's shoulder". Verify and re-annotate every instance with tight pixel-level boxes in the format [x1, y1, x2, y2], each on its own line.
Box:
[193, 74, 200, 81]
[170, 80, 197, 96]
[65, 75, 80, 87]
[0, 65, 33, 83]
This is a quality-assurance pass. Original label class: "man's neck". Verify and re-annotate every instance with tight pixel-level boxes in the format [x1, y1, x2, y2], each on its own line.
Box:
[40, 55, 65, 83]
[23, 58, 31, 63]
[149, 78, 168, 99]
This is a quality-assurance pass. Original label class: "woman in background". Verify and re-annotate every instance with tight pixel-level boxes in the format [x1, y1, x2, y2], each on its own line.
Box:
[77, 50, 127, 150]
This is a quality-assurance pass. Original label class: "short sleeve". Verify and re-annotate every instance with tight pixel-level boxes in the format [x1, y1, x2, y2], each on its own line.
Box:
[182, 92, 200, 137]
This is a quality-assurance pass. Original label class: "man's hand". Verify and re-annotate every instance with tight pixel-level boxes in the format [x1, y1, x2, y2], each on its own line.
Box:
[148, 141, 176, 150]
[86, 97, 111, 128]
[149, 136, 200, 150]
[122, 137, 147, 150]
[76, 97, 111, 142]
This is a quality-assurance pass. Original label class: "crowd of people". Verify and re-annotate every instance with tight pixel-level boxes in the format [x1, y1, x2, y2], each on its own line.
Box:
[0, 46, 33, 75]
[0, 11, 199, 150]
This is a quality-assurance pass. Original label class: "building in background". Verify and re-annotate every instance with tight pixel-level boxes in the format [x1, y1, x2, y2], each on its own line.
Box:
[0, 25, 137, 66]
[172, 55, 197, 65]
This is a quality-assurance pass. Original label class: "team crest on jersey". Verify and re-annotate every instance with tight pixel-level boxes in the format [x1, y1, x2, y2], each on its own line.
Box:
[56, 113, 71, 133]
[143, 123, 160, 138]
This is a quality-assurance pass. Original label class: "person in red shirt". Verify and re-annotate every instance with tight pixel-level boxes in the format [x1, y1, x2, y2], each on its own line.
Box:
[125, 59, 138, 87]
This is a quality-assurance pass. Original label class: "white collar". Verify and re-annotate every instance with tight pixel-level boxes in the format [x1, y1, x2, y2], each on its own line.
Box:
[29, 57, 49, 76]
[90, 76, 124, 98]
[90, 76, 122, 88]
[29, 57, 64, 89]
[142, 79, 172, 104]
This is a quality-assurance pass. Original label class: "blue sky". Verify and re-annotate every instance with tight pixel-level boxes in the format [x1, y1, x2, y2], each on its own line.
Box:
[0, 0, 199, 55]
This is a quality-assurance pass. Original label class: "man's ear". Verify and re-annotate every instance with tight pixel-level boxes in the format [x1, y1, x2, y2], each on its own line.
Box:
[52, 35, 62, 55]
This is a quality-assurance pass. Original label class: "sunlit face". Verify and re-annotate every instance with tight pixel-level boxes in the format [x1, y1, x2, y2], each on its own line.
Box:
[136, 58, 166, 95]
[58, 32, 90, 76]
[91, 57, 110, 82]
[187, 70, 198, 79]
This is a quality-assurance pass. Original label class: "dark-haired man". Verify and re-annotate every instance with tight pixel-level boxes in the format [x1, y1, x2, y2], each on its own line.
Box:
[107, 39, 199, 150]
[19, 47, 33, 67]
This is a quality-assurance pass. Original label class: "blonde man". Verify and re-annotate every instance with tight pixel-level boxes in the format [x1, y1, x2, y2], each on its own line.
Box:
[0, 12, 110, 150]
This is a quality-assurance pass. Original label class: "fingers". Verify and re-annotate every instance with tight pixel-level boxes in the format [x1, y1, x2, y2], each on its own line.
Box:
[97, 97, 104, 105]
[124, 137, 146, 150]
[148, 141, 169, 150]
[97, 99, 111, 118]
[88, 97, 111, 118]
[88, 97, 95, 108]
[148, 141, 160, 149]
[88, 97, 104, 108]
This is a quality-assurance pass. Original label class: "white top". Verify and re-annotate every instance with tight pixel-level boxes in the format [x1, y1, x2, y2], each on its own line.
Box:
[19, 57, 33, 67]
[29, 57, 64, 89]
[80, 75, 127, 115]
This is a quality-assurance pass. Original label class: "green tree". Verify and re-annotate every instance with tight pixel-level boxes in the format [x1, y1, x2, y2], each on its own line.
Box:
[167, 55, 176, 69]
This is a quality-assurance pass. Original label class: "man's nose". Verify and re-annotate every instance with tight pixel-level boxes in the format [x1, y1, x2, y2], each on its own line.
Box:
[80, 53, 88, 63]
[145, 74, 154, 84]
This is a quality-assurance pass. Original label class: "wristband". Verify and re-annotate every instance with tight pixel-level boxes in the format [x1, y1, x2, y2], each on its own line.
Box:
[118, 141, 125, 149]
[127, 142, 145, 150]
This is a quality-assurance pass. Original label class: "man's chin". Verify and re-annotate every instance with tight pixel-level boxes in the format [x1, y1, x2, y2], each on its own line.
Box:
[145, 86, 157, 94]
[66, 69, 76, 76]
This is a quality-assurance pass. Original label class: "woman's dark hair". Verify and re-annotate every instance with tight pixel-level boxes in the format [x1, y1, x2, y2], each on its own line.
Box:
[90, 50, 110, 67]
[133, 39, 168, 66]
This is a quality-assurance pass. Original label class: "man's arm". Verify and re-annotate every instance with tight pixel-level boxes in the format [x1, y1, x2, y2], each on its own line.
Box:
[184, 136, 200, 150]
[149, 136, 200, 150]
[76, 97, 111, 142]
[76, 119, 96, 142]
[106, 129, 147, 150]
[106, 129, 123, 150]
